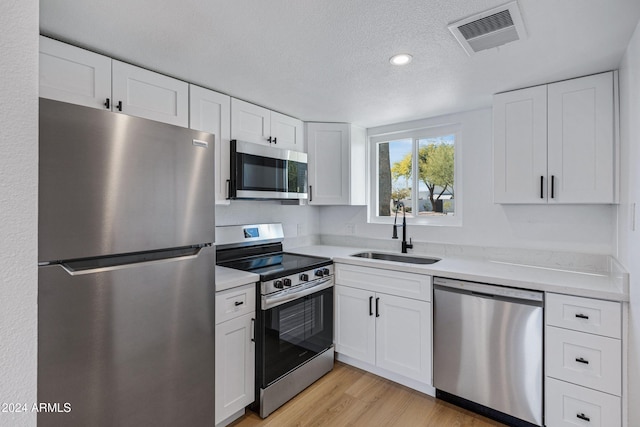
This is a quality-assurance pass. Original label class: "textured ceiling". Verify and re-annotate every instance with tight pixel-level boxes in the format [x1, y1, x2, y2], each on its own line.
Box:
[40, 0, 640, 128]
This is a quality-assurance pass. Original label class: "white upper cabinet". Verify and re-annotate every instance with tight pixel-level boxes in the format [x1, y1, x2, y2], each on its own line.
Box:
[39, 36, 112, 110]
[231, 98, 303, 151]
[493, 85, 548, 204]
[189, 85, 231, 205]
[271, 111, 304, 151]
[39, 37, 189, 127]
[306, 123, 366, 205]
[547, 73, 615, 203]
[231, 98, 271, 144]
[112, 60, 189, 127]
[493, 71, 617, 204]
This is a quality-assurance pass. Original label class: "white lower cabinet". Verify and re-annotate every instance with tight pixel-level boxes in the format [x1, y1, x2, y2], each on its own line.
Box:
[545, 293, 622, 427]
[546, 378, 621, 427]
[215, 284, 255, 427]
[334, 264, 432, 390]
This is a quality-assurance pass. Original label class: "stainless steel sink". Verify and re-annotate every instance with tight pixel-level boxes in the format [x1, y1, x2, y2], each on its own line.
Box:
[351, 252, 440, 264]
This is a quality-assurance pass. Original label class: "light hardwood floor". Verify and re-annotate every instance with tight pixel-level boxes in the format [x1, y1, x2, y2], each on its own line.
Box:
[230, 362, 507, 427]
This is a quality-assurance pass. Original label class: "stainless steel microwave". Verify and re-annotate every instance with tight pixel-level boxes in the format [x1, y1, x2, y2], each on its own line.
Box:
[229, 140, 308, 200]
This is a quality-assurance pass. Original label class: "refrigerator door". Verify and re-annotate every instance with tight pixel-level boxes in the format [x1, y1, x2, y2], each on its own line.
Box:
[39, 98, 215, 262]
[38, 245, 215, 427]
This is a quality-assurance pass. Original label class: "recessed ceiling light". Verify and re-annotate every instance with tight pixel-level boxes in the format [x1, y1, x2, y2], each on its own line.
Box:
[389, 53, 413, 66]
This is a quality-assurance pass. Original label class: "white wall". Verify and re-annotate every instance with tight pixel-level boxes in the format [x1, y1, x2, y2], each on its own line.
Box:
[618, 19, 640, 427]
[216, 202, 320, 249]
[0, 1, 39, 426]
[320, 108, 617, 255]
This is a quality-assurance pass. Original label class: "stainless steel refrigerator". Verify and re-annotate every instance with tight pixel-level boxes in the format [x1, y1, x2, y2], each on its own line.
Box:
[38, 99, 216, 426]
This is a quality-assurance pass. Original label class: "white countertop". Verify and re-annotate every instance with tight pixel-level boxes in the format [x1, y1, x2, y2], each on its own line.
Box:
[215, 265, 259, 292]
[288, 245, 629, 302]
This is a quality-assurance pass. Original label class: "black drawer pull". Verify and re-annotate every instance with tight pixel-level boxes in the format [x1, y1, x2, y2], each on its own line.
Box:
[375, 297, 380, 318]
[575, 313, 589, 319]
[116, 100, 123, 111]
[576, 413, 590, 422]
[575, 357, 589, 364]
[369, 296, 373, 316]
[234, 301, 244, 306]
[104, 98, 110, 109]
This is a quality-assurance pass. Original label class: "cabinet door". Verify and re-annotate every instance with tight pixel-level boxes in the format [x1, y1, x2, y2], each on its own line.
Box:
[375, 294, 431, 383]
[547, 72, 614, 203]
[334, 285, 375, 365]
[271, 111, 303, 151]
[189, 85, 231, 204]
[39, 36, 112, 110]
[215, 313, 255, 425]
[231, 98, 271, 145]
[111, 60, 189, 127]
[493, 85, 548, 203]
[306, 123, 350, 205]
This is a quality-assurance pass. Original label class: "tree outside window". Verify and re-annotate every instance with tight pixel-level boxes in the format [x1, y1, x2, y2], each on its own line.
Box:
[377, 134, 455, 218]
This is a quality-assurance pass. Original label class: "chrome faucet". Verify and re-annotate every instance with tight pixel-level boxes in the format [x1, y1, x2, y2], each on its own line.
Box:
[392, 201, 413, 253]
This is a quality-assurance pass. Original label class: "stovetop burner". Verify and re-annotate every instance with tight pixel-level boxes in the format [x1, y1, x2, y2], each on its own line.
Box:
[215, 223, 333, 283]
[217, 252, 332, 282]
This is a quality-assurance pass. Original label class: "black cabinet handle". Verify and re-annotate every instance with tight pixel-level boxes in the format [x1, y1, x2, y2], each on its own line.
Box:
[267, 136, 272, 143]
[540, 176, 544, 199]
[309, 185, 313, 202]
[234, 301, 244, 306]
[575, 313, 589, 320]
[551, 175, 555, 199]
[576, 413, 590, 422]
[575, 357, 589, 365]
[375, 297, 380, 318]
[104, 98, 110, 109]
[116, 101, 123, 111]
[369, 296, 373, 316]
[226, 179, 231, 199]
[273, 137, 277, 144]
[250, 318, 255, 342]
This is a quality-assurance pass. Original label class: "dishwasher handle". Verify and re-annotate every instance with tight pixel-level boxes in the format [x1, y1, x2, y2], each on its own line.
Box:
[434, 277, 543, 305]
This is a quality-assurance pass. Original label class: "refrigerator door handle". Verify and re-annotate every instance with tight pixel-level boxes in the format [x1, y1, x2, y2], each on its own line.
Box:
[58, 246, 208, 276]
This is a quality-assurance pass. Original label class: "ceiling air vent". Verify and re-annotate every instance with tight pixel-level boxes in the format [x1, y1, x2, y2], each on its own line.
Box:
[448, 1, 527, 56]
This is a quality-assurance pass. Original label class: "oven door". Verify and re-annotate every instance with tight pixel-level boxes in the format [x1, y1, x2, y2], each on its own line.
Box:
[258, 285, 333, 387]
[230, 140, 308, 200]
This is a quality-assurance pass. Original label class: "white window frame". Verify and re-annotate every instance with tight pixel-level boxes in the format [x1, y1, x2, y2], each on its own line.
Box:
[367, 123, 462, 227]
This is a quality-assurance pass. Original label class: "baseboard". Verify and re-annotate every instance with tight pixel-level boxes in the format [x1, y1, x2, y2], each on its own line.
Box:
[336, 353, 435, 396]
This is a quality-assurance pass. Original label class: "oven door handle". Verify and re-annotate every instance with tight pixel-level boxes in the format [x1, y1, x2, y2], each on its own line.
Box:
[262, 277, 334, 310]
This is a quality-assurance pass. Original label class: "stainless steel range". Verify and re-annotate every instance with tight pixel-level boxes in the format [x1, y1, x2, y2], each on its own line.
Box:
[216, 224, 334, 418]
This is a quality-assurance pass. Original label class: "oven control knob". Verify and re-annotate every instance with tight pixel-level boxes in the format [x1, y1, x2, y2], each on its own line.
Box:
[283, 278, 292, 287]
[314, 270, 324, 277]
[274, 280, 283, 289]
[322, 268, 331, 276]
[299, 273, 309, 281]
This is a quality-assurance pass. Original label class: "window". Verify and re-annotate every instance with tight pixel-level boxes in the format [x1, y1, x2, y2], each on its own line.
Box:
[369, 125, 461, 226]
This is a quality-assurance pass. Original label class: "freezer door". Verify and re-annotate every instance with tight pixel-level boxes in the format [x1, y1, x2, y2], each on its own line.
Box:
[38, 246, 215, 427]
[39, 98, 215, 262]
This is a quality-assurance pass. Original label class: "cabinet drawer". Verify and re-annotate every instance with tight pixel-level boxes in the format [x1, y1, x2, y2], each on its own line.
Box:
[546, 326, 621, 396]
[215, 283, 255, 324]
[547, 293, 621, 338]
[335, 263, 431, 301]
[546, 377, 620, 427]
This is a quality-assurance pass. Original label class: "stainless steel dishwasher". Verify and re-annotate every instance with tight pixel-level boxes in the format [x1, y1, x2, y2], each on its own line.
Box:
[433, 277, 543, 427]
